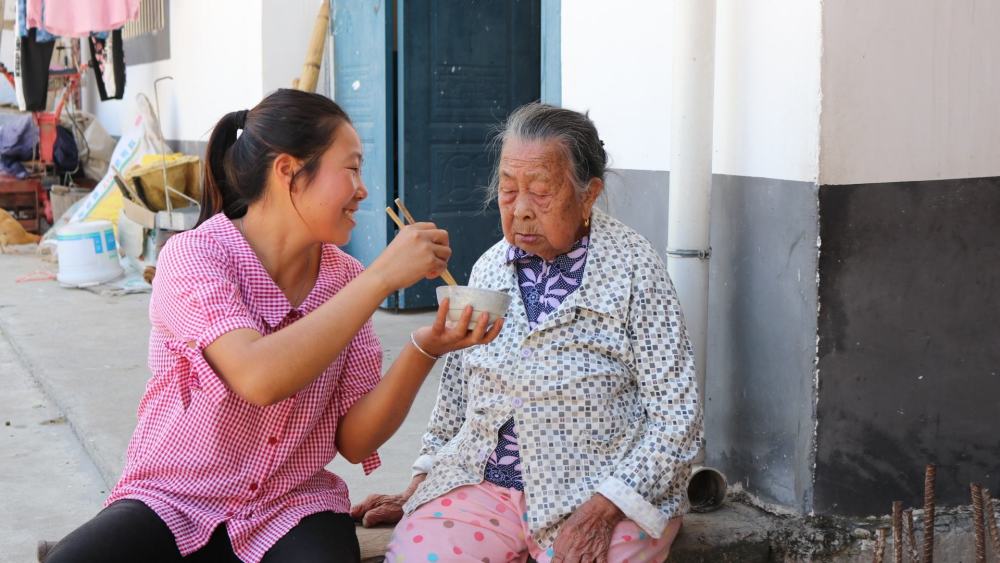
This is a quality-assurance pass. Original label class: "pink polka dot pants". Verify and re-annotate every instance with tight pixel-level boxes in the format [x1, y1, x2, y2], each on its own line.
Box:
[387, 482, 681, 562]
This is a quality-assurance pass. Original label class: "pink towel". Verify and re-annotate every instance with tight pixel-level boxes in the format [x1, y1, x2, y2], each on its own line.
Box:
[26, 0, 139, 37]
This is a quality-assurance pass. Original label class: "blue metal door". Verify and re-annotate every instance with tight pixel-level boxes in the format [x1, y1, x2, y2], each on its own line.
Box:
[396, 0, 541, 308]
[332, 0, 397, 306]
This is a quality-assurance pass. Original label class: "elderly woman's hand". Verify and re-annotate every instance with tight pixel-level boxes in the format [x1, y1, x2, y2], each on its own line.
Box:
[350, 474, 427, 527]
[550, 494, 625, 563]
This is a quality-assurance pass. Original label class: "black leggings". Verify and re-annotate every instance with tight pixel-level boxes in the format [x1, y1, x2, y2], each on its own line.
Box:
[44, 499, 361, 563]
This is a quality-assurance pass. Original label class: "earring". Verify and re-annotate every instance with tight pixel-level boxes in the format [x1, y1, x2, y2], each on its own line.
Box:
[584, 216, 591, 228]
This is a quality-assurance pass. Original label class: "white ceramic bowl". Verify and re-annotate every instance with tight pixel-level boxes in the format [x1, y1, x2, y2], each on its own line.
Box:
[436, 285, 511, 331]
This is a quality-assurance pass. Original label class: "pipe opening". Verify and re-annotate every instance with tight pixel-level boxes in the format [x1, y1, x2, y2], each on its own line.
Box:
[688, 466, 727, 512]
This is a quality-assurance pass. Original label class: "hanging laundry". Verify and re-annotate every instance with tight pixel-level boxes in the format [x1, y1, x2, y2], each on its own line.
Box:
[18, 0, 110, 41]
[89, 29, 126, 101]
[16, 0, 55, 41]
[27, 0, 139, 38]
[15, 0, 131, 110]
[15, 0, 54, 112]
[14, 28, 56, 111]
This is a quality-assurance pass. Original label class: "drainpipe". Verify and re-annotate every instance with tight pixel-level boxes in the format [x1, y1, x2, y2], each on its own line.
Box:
[667, 0, 727, 511]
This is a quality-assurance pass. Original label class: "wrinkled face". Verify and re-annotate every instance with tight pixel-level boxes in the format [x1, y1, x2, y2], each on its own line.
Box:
[497, 138, 598, 261]
[293, 124, 367, 245]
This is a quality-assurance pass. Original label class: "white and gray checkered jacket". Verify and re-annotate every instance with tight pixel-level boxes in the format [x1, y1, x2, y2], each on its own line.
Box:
[404, 209, 703, 548]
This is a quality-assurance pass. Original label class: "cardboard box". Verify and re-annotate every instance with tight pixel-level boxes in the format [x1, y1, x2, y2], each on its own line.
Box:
[121, 197, 156, 229]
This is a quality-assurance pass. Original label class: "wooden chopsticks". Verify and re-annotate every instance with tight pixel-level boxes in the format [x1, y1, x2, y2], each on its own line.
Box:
[385, 199, 459, 286]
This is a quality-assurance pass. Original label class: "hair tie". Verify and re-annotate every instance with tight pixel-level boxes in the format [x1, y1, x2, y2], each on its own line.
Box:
[235, 109, 249, 130]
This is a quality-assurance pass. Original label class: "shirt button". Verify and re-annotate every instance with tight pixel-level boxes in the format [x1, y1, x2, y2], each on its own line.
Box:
[267, 436, 278, 445]
[521, 348, 532, 359]
[248, 482, 258, 492]
[512, 397, 523, 408]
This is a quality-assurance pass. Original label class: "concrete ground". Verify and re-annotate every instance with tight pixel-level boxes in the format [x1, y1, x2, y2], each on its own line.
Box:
[0, 323, 107, 563]
[1, 250, 990, 562]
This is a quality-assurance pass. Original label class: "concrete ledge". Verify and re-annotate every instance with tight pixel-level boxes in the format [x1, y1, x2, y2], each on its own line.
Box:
[353, 502, 777, 563]
[358, 525, 394, 562]
[36, 499, 991, 562]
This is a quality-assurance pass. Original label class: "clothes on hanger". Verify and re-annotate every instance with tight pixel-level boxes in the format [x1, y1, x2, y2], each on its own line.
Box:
[14, 28, 56, 111]
[16, 0, 55, 42]
[27, 0, 138, 38]
[14, 0, 129, 110]
[89, 29, 125, 101]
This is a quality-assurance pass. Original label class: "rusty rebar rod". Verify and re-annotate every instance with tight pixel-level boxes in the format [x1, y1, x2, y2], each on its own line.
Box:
[983, 489, 1000, 558]
[904, 508, 919, 563]
[972, 483, 986, 563]
[923, 464, 936, 563]
[893, 501, 904, 563]
[875, 527, 888, 563]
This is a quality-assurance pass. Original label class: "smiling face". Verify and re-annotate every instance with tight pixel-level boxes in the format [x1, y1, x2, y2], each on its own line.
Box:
[497, 137, 601, 261]
[292, 124, 367, 245]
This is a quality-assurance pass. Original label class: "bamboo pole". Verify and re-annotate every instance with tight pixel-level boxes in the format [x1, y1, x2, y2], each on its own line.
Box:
[297, 1, 330, 92]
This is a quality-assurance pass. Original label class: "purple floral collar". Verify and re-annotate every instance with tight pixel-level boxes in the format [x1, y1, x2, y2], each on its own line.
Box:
[506, 236, 590, 329]
[505, 236, 590, 271]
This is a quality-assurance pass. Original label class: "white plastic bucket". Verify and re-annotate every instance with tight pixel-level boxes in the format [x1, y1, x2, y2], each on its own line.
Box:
[56, 220, 123, 287]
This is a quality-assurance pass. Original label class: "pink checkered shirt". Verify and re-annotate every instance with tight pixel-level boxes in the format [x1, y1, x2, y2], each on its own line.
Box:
[106, 214, 382, 562]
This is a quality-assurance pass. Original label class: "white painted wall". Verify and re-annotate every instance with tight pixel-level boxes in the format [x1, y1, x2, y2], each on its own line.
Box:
[820, 0, 1000, 185]
[560, 0, 822, 183]
[84, 0, 265, 142]
[713, 0, 821, 183]
[84, 0, 327, 143]
[560, 0, 672, 174]
[261, 0, 327, 96]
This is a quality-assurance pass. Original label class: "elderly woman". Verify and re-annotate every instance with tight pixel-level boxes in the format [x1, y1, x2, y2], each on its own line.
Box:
[353, 103, 702, 562]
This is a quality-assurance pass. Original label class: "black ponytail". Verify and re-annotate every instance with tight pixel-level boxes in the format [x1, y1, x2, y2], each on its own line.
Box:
[198, 89, 352, 226]
[200, 110, 245, 223]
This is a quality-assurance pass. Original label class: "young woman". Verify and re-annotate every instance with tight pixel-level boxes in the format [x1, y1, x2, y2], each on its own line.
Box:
[45, 89, 502, 563]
